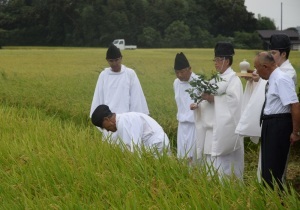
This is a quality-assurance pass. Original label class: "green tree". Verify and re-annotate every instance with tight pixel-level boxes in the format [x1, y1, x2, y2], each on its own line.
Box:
[200, 0, 257, 37]
[189, 27, 214, 48]
[234, 31, 263, 49]
[0, 0, 49, 45]
[138, 27, 162, 48]
[256, 15, 276, 30]
[163, 20, 191, 48]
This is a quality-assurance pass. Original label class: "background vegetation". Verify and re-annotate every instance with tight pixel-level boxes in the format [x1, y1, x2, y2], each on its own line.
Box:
[0, 47, 299, 209]
[0, 0, 279, 48]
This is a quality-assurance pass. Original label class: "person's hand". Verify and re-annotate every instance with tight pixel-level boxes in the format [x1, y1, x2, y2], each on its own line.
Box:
[241, 76, 253, 81]
[251, 70, 260, 82]
[201, 93, 214, 103]
[190, 103, 198, 110]
[290, 133, 300, 145]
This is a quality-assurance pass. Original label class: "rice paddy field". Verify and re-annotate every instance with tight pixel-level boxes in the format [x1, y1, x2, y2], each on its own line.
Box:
[0, 47, 300, 209]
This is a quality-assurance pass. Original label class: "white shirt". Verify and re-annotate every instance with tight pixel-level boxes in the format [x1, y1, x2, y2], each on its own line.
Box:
[264, 67, 299, 115]
[116, 112, 169, 151]
[90, 64, 149, 116]
[279, 59, 297, 87]
[174, 72, 197, 123]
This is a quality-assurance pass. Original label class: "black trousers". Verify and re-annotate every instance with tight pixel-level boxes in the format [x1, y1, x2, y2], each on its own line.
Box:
[261, 113, 292, 190]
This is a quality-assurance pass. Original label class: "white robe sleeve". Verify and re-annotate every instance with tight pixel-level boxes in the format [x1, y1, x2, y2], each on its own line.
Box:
[235, 78, 267, 143]
[212, 76, 243, 156]
[128, 70, 149, 115]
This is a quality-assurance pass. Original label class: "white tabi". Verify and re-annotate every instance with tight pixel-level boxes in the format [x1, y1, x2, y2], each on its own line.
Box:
[174, 72, 197, 159]
[115, 112, 170, 154]
[195, 68, 244, 179]
[90, 65, 149, 139]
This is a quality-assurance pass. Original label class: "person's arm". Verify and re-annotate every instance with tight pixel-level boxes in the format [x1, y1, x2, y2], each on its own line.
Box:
[201, 93, 214, 103]
[129, 70, 149, 114]
[290, 102, 300, 144]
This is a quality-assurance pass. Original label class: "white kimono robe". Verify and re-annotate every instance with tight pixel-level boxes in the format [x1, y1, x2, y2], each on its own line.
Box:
[90, 64, 149, 116]
[115, 112, 170, 154]
[174, 72, 197, 159]
[195, 68, 244, 178]
[90, 65, 149, 139]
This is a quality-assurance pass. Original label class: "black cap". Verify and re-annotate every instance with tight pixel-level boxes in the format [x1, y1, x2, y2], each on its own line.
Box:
[269, 34, 291, 50]
[91, 105, 112, 128]
[106, 44, 122, 59]
[174, 52, 190, 70]
[214, 42, 235, 57]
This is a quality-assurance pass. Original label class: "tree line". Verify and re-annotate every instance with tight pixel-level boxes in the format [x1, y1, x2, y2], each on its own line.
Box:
[0, 0, 276, 48]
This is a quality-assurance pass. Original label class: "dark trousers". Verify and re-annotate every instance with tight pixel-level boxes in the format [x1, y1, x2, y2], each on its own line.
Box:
[261, 113, 292, 190]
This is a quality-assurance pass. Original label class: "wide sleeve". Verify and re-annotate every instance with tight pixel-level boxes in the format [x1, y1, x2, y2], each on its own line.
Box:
[235, 78, 267, 139]
[212, 76, 243, 156]
[129, 71, 149, 114]
[90, 72, 105, 117]
[224, 76, 243, 125]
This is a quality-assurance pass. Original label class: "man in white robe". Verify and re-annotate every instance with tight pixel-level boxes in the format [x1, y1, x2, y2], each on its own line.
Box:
[90, 44, 149, 139]
[235, 33, 297, 181]
[192, 42, 244, 179]
[91, 104, 170, 155]
[173, 52, 197, 162]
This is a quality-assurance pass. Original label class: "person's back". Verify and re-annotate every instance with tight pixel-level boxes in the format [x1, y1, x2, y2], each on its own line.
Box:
[91, 105, 170, 154]
[118, 112, 164, 139]
[117, 112, 169, 151]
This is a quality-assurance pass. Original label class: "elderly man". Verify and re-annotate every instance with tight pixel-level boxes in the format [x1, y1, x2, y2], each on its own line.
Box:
[193, 42, 244, 179]
[173, 52, 197, 163]
[91, 104, 170, 155]
[254, 51, 300, 190]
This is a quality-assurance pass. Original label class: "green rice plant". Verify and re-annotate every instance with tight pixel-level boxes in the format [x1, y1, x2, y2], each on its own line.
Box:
[1, 104, 300, 209]
[0, 47, 300, 209]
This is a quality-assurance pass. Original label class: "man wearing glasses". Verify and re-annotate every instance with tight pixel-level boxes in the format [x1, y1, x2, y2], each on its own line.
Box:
[194, 42, 244, 179]
[90, 44, 149, 140]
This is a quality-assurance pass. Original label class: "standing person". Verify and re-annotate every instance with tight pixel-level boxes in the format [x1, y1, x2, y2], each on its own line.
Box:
[173, 52, 197, 163]
[235, 33, 298, 181]
[254, 51, 300, 190]
[90, 44, 149, 138]
[91, 104, 170, 155]
[192, 42, 244, 179]
[269, 33, 297, 86]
